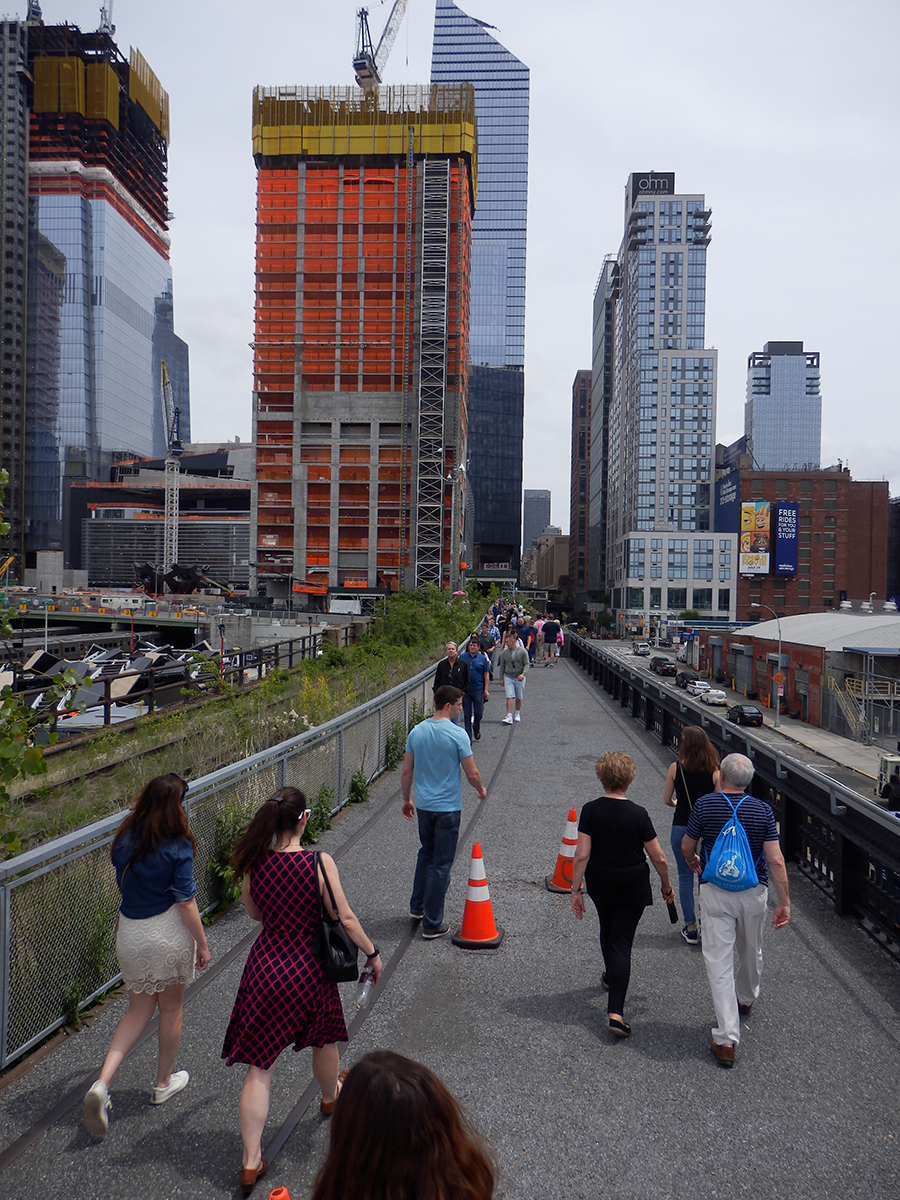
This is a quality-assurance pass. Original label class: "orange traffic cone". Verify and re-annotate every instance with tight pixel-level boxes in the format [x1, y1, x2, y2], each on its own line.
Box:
[452, 843, 504, 949]
[545, 808, 580, 893]
[268, 1188, 291, 1200]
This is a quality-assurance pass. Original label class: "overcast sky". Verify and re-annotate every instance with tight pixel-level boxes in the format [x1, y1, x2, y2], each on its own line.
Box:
[33, 0, 900, 531]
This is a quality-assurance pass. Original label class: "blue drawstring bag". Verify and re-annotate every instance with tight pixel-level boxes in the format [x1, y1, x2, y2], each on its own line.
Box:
[701, 795, 760, 892]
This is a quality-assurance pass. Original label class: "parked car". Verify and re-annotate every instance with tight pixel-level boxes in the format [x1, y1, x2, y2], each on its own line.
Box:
[675, 670, 698, 690]
[700, 689, 728, 706]
[686, 679, 711, 696]
[650, 656, 678, 676]
[657, 636, 673, 648]
[727, 704, 764, 727]
[632, 642, 651, 656]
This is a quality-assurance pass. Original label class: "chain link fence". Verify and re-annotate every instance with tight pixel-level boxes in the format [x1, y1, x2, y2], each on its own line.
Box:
[0, 663, 434, 1068]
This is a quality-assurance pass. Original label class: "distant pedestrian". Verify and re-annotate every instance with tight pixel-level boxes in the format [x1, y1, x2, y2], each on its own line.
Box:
[533, 614, 545, 661]
[681, 753, 791, 1069]
[84, 774, 211, 1139]
[541, 617, 561, 665]
[311, 1050, 496, 1200]
[433, 641, 469, 694]
[497, 629, 529, 724]
[459, 636, 491, 742]
[570, 753, 674, 1038]
[662, 726, 719, 945]
[402, 686, 487, 938]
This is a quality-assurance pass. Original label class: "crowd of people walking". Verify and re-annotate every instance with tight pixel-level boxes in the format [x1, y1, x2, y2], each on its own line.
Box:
[82, 597, 790, 1192]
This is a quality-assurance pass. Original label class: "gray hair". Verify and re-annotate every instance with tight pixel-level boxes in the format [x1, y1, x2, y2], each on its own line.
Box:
[719, 753, 755, 791]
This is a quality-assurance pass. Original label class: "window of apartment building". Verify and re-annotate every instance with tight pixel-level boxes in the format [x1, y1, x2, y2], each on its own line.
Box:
[799, 498, 812, 511]
[719, 539, 732, 551]
[776, 479, 788, 495]
[650, 587, 662, 607]
[668, 539, 688, 578]
[692, 588, 713, 611]
[823, 499, 836, 510]
[718, 589, 730, 611]
[693, 539, 714, 580]
[824, 479, 836, 493]
[824, 516, 836, 527]
[626, 587, 644, 608]
[667, 587, 687, 610]
[751, 479, 764, 499]
[719, 567, 731, 581]
[801, 479, 812, 493]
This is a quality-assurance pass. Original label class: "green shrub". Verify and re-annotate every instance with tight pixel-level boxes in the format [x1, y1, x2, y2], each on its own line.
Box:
[385, 718, 406, 770]
[348, 767, 369, 805]
[304, 782, 335, 844]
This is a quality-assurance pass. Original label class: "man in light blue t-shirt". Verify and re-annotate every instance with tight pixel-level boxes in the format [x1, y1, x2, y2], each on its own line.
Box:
[401, 685, 487, 938]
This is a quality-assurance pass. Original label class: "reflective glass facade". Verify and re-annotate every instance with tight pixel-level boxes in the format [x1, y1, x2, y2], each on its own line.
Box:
[431, 0, 528, 569]
[745, 341, 821, 471]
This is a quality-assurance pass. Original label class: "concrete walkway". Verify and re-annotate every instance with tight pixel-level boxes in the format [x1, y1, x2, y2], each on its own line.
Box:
[1, 656, 898, 1199]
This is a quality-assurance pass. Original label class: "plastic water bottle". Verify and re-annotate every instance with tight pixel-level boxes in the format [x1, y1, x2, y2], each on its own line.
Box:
[355, 967, 374, 1009]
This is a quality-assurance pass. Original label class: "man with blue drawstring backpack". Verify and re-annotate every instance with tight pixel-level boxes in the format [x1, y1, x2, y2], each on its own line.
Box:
[681, 753, 791, 1069]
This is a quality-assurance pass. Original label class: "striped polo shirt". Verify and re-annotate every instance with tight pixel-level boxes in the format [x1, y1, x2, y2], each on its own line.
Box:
[685, 792, 779, 887]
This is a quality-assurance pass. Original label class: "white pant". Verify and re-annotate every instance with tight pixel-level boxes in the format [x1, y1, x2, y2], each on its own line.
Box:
[698, 882, 768, 1046]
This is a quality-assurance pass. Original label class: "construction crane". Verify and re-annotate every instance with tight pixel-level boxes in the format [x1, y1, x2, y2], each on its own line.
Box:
[98, 0, 115, 34]
[353, 0, 409, 91]
[160, 360, 183, 573]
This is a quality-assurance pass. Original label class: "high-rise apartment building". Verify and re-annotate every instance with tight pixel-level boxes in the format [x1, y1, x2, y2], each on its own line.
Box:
[569, 370, 591, 596]
[745, 340, 821, 471]
[431, 0, 528, 572]
[250, 85, 476, 594]
[0, 12, 189, 568]
[522, 488, 550, 554]
[588, 258, 616, 595]
[599, 172, 734, 626]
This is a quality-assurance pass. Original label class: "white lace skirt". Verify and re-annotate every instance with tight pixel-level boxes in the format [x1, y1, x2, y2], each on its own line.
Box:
[116, 905, 196, 994]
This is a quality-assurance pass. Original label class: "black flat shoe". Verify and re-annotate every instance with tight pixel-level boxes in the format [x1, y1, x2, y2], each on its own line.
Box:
[609, 1018, 631, 1038]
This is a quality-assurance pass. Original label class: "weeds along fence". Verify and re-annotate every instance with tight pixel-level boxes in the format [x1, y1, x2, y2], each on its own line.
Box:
[0, 662, 435, 1069]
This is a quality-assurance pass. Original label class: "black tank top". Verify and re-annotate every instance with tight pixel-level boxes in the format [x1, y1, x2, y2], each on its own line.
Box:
[672, 767, 716, 826]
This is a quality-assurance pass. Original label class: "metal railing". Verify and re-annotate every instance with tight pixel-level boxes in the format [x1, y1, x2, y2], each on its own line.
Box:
[569, 634, 900, 959]
[0, 661, 434, 1069]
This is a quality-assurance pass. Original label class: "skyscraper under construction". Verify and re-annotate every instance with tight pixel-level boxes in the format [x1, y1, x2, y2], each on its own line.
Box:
[251, 85, 476, 594]
[0, 9, 189, 568]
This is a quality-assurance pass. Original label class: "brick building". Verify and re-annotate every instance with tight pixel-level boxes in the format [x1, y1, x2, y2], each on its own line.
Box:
[715, 466, 888, 621]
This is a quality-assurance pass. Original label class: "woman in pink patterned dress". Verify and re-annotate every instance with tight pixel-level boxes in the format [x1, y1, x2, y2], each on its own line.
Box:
[222, 786, 382, 1193]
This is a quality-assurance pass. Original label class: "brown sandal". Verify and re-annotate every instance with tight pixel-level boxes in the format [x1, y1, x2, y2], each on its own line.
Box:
[320, 1068, 349, 1115]
[239, 1154, 267, 1193]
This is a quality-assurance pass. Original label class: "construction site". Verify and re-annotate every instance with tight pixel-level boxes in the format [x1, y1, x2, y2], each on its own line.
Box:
[252, 54, 477, 595]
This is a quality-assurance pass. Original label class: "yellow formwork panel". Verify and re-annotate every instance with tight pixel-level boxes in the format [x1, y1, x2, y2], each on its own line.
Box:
[33, 58, 59, 113]
[86, 62, 120, 129]
[58, 58, 86, 116]
[129, 47, 170, 142]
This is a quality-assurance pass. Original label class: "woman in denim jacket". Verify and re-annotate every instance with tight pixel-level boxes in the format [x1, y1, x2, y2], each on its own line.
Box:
[83, 774, 210, 1138]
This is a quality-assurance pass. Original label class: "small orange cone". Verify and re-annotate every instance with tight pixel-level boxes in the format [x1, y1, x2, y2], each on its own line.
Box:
[268, 1188, 291, 1200]
[546, 808, 580, 893]
[452, 843, 504, 949]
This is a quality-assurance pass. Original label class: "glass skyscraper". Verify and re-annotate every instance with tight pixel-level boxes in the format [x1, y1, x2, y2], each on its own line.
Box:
[599, 173, 734, 626]
[431, 0, 528, 570]
[745, 341, 821, 471]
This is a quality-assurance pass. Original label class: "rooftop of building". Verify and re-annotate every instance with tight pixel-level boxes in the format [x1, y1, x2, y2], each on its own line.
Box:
[744, 610, 900, 651]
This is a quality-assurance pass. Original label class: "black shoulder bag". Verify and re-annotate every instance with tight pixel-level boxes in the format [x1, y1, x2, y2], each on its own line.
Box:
[311, 851, 359, 983]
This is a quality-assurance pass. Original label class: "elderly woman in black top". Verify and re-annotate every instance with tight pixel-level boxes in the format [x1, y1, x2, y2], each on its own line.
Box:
[433, 641, 469, 694]
[571, 752, 673, 1038]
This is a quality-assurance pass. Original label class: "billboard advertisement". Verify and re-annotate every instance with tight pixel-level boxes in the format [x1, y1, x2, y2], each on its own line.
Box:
[739, 501, 770, 574]
[714, 473, 740, 533]
[631, 171, 675, 204]
[774, 502, 799, 575]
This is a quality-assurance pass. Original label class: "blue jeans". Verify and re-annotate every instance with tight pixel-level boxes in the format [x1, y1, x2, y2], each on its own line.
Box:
[671, 823, 696, 926]
[462, 691, 484, 740]
[410, 809, 461, 933]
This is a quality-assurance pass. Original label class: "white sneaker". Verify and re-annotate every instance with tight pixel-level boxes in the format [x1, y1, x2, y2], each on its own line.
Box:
[150, 1069, 190, 1105]
[514, 712, 521, 722]
[502, 713, 513, 725]
[84, 1080, 111, 1137]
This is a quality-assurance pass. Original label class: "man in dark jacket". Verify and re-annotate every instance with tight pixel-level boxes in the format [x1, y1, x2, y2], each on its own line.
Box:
[433, 641, 469, 694]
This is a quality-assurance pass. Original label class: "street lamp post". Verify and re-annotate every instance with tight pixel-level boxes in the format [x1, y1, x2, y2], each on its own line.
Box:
[751, 602, 782, 728]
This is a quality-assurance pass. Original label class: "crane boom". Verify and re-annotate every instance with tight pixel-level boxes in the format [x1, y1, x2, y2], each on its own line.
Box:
[353, 0, 409, 91]
[160, 360, 182, 573]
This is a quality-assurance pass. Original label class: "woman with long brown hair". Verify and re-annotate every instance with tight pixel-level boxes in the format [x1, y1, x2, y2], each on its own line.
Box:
[311, 1050, 495, 1200]
[663, 725, 720, 944]
[83, 774, 210, 1138]
[222, 787, 382, 1193]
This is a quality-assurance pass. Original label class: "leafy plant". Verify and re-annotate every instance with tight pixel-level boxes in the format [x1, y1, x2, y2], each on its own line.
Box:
[303, 782, 335, 844]
[385, 717, 406, 770]
[348, 767, 369, 805]
[407, 698, 427, 731]
[209, 800, 248, 907]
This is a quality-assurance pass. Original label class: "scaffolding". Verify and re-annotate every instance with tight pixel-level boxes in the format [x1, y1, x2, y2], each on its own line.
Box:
[414, 158, 451, 587]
